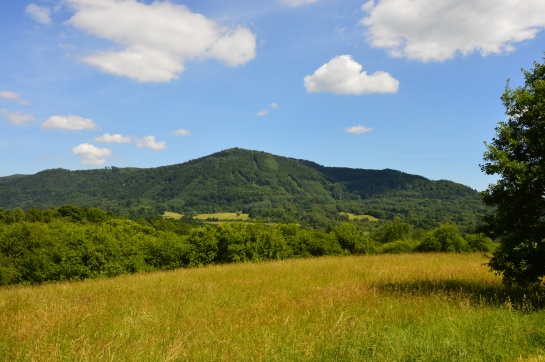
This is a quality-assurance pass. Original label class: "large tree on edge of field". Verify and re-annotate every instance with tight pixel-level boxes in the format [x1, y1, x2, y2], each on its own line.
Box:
[481, 56, 545, 286]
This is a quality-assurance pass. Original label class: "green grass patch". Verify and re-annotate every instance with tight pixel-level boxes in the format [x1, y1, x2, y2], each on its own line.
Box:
[195, 212, 250, 221]
[1, 253, 544, 361]
[162, 211, 183, 220]
[340, 212, 379, 222]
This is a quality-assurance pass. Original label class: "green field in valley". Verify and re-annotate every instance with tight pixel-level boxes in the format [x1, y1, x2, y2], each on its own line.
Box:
[194, 212, 250, 221]
[163, 211, 250, 222]
[340, 212, 379, 222]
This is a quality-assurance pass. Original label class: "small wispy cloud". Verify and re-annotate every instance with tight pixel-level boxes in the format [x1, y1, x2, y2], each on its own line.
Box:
[42, 115, 96, 131]
[0, 109, 35, 126]
[25, 3, 52, 25]
[256, 102, 280, 117]
[280, 0, 317, 7]
[346, 125, 373, 134]
[95, 133, 132, 143]
[72, 143, 111, 165]
[135, 135, 166, 150]
[172, 129, 190, 136]
[0, 91, 31, 105]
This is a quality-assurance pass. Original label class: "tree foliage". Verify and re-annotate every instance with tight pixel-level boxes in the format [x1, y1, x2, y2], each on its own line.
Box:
[0, 205, 495, 286]
[0, 148, 487, 230]
[481, 57, 545, 286]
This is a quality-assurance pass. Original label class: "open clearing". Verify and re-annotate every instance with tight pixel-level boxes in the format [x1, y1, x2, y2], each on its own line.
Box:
[340, 212, 379, 222]
[194, 212, 250, 221]
[162, 211, 251, 221]
[1, 253, 544, 361]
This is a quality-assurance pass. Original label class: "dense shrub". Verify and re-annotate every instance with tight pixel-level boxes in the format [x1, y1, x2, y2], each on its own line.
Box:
[465, 233, 496, 252]
[417, 224, 467, 252]
[372, 218, 412, 244]
[380, 240, 418, 254]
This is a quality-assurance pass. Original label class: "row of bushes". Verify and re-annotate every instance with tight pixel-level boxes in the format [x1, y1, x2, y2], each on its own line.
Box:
[0, 216, 495, 286]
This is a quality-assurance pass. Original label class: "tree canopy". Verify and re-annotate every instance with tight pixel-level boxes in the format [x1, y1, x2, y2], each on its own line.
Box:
[482, 56, 545, 286]
[0, 148, 487, 230]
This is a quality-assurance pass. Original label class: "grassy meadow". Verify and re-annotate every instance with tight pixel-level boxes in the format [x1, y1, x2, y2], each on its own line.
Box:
[162, 211, 251, 222]
[1, 253, 544, 361]
[194, 212, 250, 221]
[340, 212, 379, 222]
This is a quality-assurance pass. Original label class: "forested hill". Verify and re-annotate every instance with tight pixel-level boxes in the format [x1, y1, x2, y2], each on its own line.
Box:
[0, 148, 486, 229]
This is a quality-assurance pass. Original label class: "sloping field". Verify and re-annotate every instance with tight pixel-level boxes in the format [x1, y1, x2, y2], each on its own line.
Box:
[194, 212, 250, 221]
[1, 254, 544, 361]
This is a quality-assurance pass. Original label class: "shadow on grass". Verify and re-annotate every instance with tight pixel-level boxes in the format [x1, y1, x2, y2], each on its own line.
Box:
[376, 279, 545, 311]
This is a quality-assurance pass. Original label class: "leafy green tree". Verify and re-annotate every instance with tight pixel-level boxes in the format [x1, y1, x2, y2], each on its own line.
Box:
[332, 223, 361, 252]
[481, 57, 545, 286]
[417, 224, 466, 253]
[372, 218, 411, 244]
[464, 233, 495, 252]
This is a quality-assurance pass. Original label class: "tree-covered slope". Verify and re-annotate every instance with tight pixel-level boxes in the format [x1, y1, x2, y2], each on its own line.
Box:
[0, 148, 487, 228]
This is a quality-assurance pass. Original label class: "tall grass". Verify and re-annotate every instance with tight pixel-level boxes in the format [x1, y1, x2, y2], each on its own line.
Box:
[1, 253, 544, 361]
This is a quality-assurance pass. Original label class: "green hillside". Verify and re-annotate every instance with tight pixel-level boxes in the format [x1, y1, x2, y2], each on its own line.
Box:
[0, 148, 487, 229]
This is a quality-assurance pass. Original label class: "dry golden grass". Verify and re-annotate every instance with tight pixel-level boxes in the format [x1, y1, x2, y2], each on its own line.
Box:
[1, 253, 544, 361]
[162, 211, 183, 220]
[194, 212, 250, 221]
[340, 212, 379, 222]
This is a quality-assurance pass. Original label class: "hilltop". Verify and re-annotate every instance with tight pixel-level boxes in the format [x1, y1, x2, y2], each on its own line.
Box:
[0, 148, 486, 228]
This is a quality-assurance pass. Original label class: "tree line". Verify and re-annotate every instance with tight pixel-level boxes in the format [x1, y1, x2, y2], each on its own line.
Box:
[0, 206, 495, 286]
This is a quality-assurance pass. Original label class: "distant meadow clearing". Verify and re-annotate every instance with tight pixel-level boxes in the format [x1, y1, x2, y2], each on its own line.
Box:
[1, 253, 544, 361]
[163, 211, 251, 222]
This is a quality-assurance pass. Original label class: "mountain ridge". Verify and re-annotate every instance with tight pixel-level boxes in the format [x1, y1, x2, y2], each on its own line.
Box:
[0, 148, 486, 228]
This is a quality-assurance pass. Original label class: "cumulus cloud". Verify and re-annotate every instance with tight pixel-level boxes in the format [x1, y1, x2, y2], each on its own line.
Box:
[94, 133, 132, 143]
[41, 115, 96, 130]
[0, 109, 35, 125]
[72, 143, 111, 165]
[135, 135, 166, 150]
[0, 91, 31, 105]
[25, 3, 52, 25]
[172, 129, 190, 136]
[64, 0, 256, 82]
[361, 0, 545, 62]
[280, 0, 317, 6]
[256, 110, 268, 117]
[346, 125, 373, 134]
[304, 55, 399, 95]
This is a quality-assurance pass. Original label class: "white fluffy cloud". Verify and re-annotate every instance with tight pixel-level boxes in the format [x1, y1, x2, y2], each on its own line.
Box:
[65, 0, 256, 82]
[72, 143, 111, 165]
[172, 129, 190, 136]
[281, 0, 317, 6]
[95, 133, 132, 143]
[0, 91, 31, 105]
[304, 55, 399, 95]
[0, 110, 35, 125]
[25, 3, 52, 25]
[346, 125, 373, 134]
[361, 0, 545, 62]
[135, 136, 166, 150]
[41, 115, 96, 130]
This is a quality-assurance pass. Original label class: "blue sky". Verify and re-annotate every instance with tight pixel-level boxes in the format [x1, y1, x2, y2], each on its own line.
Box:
[1, 0, 544, 191]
